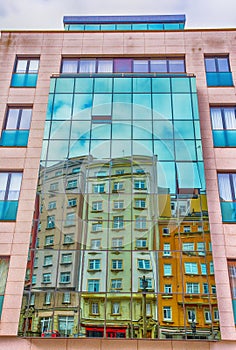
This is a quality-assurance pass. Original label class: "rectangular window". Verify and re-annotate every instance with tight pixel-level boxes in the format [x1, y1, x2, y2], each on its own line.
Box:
[163, 243, 171, 256]
[112, 238, 123, 249]
[135, 216, 147, 229]
[214, 308, 219, 321]
[162, 227, 170, 236]
[183, 226, 191, 233]
[204, 309, 212, 323]
[89, 259, 100, 270]
[136, 238, 147, 248]
[113, 182, 124, 191]
[92, 201, 103, 211]
[113, 200, 124, 209]
[93, 184, 105, 193]
[43, 273, 51, 284]
[212, 285, 217, 294]
[61, 253, 72, 264]
[112, 302, 120, 315]
[67, 179, 77, 189]
[91, 239, 101, 249]
[88, 279, 100, 292]
[64, 234, 74, 244]
[210, 261, 214, 274]
[30, 294, 35, 306]
[201, 263, 207, 275]
[11, 57, 39, 87]
[60, 272, 71, 284]
[184, 262, 198, 274]
[164, 264, 172, 276]
[140, 277, 152, 289]
[182, 242, 194, 252]
[91, 302, 99, 315]
[68, 198, 77, 207]
[164, 284, 172, 294]
[138, 259, 151, 270]
[65, 212, 75, 226]
[197, 242, 206, 256]
[203, 283, 209, 294]
[61, 59, 79, 73]
[0, 172, 22, 220]
[112, 259, 123, 270]
[43, 255, 52, 266]
[163, 306, 172, 321]
[47, 215, 55, 229]
[58, 316, 74, 337]
[113, 216, 124, 229]
[44, 292, 51, 305]
[218, 173, 236, 222]
[45, 235, 54, 246]
[187, 309, 196, 322]
[0, 107, 32, 146]
[48, 201, 56, 210]
[134, 180, 146, 190]
[134, 199, 146, 208]
[63, 292, 71, 304]
[211, 107, 236, 147]
[41, 317, 52, 333]
[205, 56, 233, 86]
[150, 58, 185, 73]
[111, 279, 122, 290]
[186, 283, 199, 294]
[92, 222, 102, 232]
[50, 182, 58, 191]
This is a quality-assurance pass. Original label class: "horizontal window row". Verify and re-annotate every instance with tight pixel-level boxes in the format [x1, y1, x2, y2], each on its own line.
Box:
[10, 55, 234, 88]
[64, 22, 185, 32]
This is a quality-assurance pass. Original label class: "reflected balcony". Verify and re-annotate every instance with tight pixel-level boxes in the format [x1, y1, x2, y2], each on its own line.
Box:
[11, 73, 38, 87]
[206, 72, 233, 87]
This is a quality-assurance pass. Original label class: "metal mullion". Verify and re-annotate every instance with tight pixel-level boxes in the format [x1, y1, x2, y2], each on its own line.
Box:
[26, 59, 31, 74]
[5, 173, 11, 201]
[17, 109, 23, 130]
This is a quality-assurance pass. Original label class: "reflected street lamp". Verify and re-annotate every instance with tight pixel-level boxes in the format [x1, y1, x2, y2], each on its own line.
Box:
[141, 275, 148, 338]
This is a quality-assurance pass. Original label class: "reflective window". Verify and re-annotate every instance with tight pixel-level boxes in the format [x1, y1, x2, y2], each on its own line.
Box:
[20, 75, 219, 341]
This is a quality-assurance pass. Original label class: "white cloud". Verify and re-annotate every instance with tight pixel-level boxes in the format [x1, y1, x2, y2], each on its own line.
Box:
[0, 0, 235, 30]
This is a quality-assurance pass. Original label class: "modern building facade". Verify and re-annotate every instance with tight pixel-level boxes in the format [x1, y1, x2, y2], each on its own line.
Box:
[0, 13, 236, 349]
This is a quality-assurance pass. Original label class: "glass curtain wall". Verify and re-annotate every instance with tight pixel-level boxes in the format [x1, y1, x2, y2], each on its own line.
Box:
[18, 74, 220, 340]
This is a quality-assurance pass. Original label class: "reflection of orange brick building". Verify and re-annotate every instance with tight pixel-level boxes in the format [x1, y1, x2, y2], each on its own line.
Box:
[158, 194, 219, 339]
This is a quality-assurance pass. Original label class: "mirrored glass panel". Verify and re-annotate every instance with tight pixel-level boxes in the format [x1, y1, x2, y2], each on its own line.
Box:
[19, 75, 219, 341]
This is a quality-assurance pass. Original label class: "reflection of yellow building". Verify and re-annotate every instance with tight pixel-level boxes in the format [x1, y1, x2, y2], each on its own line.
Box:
[158, 194, 219, 339]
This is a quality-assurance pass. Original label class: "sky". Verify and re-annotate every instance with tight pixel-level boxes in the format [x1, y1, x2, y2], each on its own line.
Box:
[0, 0, 236, 30]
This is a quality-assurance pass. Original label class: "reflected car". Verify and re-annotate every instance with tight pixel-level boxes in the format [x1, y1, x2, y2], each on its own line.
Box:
[41, 330, 60, 338]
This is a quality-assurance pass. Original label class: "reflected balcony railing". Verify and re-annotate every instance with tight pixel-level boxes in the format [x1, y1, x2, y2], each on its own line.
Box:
[0, 201, 19, 221]
[206, 72, 233, 87]
[11, 73, 38, 87]
[220, 201, 236, 222]
[0, 130, 29, 147]
[212, 130, 236, 147]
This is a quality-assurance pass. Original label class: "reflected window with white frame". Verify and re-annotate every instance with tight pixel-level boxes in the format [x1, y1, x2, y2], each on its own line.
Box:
[163, 306, 172, 321]
[112, 302, 120, 314]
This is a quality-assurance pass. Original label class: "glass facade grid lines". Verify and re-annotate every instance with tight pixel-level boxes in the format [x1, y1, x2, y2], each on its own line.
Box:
[20, 72, 218, 340]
